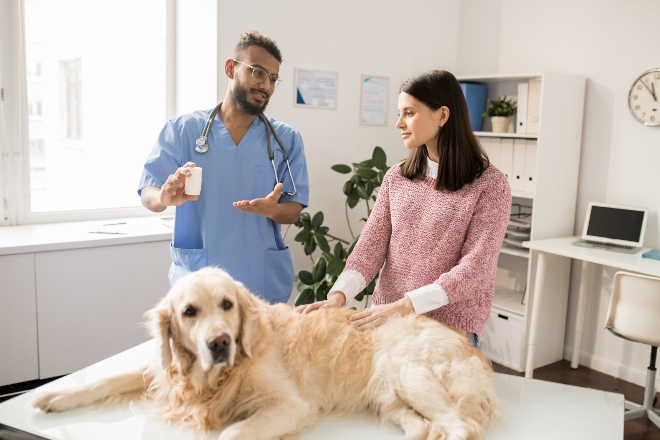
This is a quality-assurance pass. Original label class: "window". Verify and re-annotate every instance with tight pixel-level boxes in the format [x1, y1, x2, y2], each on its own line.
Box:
[1, 0, 215, 225]
[21, 0, 168, 215]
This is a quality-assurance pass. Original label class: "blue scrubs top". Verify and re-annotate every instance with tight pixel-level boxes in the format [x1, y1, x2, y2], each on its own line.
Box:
[139, 109, 309, 304]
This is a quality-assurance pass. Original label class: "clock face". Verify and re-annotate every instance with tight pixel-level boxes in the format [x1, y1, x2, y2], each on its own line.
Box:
[629, 68, 660, 126]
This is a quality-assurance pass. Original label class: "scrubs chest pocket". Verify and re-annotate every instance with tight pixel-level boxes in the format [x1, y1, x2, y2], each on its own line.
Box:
[254, 165, 275, 198]
[169, 244, 208, 284]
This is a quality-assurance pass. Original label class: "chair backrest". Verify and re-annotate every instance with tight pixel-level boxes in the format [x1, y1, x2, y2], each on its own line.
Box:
[605, 271, 660, 347]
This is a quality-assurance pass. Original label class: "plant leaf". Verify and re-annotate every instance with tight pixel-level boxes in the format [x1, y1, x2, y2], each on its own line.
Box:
[347, 192, 360, 208]
[354, 168, 378, 179]
[327, 257, 346, 276]
[372, 146, 387, 170]
[304, 238, 317, 255]
[315, 282, 329, 301]
[299, 212, 312, 229]
[343, 181, 355, 196]
[333, 241, 345, 258]
[295, 288, 315, 306]
[356, 184, 369, 200]
[294, 229, 312, 243]
[314, 232, 330, 253]
[358, 159, 375, 168]
[311, 211, 324, 229]
[331, 164, 352, 174]
[317, 226, 329, 235]
[312, 257, 327, 283]
[298, 270, 314, 285]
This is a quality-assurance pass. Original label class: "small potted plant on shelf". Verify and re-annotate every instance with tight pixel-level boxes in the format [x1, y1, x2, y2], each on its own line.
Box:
[483, 96, 517, 133]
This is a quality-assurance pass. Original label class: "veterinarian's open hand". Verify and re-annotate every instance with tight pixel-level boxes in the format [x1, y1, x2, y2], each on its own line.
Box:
[233, 182, 283, 216]
[295, 291, 345, 314]
[349, 296, 415, 331]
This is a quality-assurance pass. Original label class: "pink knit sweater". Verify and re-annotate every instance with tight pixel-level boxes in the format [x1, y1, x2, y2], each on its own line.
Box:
[345, 162, 511, 339]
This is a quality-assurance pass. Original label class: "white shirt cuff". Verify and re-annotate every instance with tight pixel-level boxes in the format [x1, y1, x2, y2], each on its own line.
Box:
[405, 283, 449, 314]
[329, 269, 366, 305]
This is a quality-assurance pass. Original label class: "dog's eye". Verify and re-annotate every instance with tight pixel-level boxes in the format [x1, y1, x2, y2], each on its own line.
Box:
[222, 299, 233, 311]
[183, 306, 197, 317]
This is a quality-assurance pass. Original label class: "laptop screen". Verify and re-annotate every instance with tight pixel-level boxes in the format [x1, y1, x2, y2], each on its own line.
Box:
[583, 203, 648, 246]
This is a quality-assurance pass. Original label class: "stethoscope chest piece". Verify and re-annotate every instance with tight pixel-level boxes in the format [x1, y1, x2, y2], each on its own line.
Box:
[195, 136, 209, 154]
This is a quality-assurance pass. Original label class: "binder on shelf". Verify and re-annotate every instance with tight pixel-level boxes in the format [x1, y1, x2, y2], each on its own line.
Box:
[526, 78, 542, 134]
[499, 138, 514, 186]
[459, 82, 488, 132]
[523, 140, 537, 193]
[511, 139, 527, 192]
[516, 82, 528, 134]
[490, 138, 502, 171]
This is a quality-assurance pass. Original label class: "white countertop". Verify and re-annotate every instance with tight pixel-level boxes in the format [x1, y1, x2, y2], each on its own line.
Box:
[0, 340, 624, 440]
[0, 216, 173, 256]
[523, 236, 660, 277]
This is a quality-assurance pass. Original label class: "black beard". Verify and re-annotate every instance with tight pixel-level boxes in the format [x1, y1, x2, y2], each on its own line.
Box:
[233, 83, 269, 115]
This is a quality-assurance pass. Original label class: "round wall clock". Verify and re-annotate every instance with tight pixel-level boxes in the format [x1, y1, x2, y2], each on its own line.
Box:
[628, 68, 660, 126]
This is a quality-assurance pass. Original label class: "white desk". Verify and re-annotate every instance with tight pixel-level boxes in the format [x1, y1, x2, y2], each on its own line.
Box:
[0, 340, 623, 439]
[523, 236, 660, 378]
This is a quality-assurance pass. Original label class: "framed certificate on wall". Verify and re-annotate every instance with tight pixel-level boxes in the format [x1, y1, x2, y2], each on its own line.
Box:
[360, 75, 389, 125]
[294, 68, 338, 109]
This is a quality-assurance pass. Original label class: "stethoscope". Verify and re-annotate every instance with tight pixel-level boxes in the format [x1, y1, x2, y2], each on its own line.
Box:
[195, 101, 297, 196]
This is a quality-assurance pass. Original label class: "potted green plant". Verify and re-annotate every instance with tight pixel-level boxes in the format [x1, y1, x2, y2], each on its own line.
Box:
[482, 96, 517, 133]
[287, 146, 390, 308]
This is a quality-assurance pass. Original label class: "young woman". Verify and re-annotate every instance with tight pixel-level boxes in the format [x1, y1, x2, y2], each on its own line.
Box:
[298, 70, 511, 346]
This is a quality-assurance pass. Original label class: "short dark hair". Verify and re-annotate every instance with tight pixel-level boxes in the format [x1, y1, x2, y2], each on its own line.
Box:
[234, 31, 283, 64]
[399, 70, 489, 192]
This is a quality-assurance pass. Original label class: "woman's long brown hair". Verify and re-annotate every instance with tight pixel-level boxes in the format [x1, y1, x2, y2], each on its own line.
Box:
[399, 70, 489, 192]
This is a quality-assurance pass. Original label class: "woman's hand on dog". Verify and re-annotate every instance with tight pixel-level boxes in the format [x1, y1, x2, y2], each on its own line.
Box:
[295, 292, 345, 314]
[349, 297, 415, 331]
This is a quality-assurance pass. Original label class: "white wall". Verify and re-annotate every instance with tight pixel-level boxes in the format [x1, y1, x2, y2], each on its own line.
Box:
[458, 0, 660, 387]
[215, 0, 461, 279]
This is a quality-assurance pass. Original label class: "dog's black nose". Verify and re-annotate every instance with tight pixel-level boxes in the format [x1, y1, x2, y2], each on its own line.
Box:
[207, 334, 231, 363]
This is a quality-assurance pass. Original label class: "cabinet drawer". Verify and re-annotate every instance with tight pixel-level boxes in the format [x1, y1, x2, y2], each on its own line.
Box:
[481, 308, 525, 371]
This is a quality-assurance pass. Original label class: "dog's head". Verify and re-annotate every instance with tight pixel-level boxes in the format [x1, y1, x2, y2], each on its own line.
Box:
[146, 267, 263, 374]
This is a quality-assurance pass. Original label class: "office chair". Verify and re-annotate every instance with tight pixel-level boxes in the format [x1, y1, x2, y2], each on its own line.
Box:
[605, 271, 660, 428]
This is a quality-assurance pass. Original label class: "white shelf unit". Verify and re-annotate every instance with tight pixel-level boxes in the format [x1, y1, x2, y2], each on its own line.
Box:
[461, 73, 586, 372]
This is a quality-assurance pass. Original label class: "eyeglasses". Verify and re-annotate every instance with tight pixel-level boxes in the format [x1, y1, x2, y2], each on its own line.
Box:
[233, 60, 282, 88]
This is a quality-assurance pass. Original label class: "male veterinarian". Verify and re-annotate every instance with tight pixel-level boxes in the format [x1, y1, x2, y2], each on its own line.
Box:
[138, 31, 309, 304]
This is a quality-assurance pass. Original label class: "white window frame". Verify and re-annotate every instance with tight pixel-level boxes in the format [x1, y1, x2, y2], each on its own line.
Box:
[0, 0, 181, 226]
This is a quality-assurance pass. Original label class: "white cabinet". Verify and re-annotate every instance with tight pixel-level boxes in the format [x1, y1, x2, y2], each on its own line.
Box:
[35, 241, 172, 378]
[460, 73, 586, 371]
[0, 254, 38, 387]
[0, 217, 173, 383]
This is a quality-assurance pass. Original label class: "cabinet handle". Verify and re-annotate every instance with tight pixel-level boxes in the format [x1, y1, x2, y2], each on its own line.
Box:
[497, 314, 509, 320]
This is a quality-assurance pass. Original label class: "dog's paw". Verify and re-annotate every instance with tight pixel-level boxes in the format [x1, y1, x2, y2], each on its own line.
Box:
[32, 391, 81, 413]
[217, 425, 243, 440]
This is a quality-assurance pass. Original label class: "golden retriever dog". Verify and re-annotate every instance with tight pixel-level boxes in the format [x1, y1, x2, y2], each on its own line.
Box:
[32, 267, 498, 440]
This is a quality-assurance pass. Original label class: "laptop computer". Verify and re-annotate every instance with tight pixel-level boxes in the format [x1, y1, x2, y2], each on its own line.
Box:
[573, 202, 648, 254]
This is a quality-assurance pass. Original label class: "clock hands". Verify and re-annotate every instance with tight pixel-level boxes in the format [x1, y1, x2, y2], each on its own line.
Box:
[652, 82, 657, 102]
[640, 79, 657, 101]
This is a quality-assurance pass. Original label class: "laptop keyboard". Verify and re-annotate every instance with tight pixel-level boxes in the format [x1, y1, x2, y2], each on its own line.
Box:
[583, 240, 634, 249]
[573, 239, 640, 254]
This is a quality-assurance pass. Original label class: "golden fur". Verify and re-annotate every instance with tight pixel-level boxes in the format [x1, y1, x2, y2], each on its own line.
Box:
[33, 267, 498, 440]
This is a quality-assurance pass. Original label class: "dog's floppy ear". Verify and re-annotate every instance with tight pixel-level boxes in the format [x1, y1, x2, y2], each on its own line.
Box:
[236, 282, 264, 358]
[146, 299, 173, 369]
